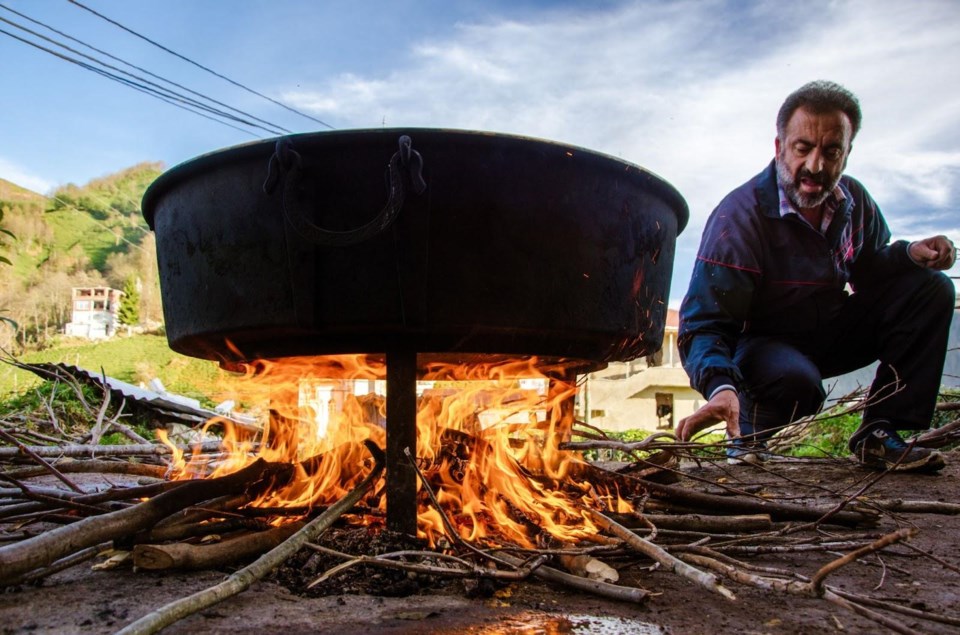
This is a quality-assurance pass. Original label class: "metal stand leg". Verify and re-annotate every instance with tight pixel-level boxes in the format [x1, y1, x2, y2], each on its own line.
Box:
[385, 349, 418, 535]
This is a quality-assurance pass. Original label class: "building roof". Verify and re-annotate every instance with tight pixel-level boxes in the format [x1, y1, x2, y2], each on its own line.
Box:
[665, 308, 679, 328]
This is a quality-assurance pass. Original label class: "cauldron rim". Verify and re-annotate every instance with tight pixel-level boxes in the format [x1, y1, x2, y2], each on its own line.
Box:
[141, 127, 688, 232]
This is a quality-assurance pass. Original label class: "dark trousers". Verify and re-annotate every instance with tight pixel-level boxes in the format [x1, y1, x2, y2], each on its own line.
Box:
[733, 268, 955, 445]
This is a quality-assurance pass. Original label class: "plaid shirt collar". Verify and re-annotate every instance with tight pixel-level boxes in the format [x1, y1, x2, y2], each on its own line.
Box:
[778, 182, 846, 233]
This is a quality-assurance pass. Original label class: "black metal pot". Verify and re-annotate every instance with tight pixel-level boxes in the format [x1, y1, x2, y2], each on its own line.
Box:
[142, 128, 688, 364]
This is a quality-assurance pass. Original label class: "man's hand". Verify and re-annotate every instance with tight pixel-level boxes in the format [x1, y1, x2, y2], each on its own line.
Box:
[676, 389, 740, 442]
[909, 235, 956, 270]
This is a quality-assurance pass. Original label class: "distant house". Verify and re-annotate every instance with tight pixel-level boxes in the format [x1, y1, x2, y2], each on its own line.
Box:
[63, 287, 124, 340]
[576, 309, 703, 433]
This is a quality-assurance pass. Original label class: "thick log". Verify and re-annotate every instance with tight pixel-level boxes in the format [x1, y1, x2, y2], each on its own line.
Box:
[912, 419, 960, 448]
[133, 522, 304, 570]
[622, 513, 773, 533]
[146, 494, 253, 536]
[860, 498, 960, 515]
[0, 458, 292, 586]
[0, 441, 223, 459]
[1, 460, 168, 480]
[636, 476, 877, 527]
[0, 480, 190, 521]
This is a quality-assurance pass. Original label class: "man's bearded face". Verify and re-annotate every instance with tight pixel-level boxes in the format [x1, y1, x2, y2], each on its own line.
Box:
[775, 107, 852, 210]
[776, 151, 840, 210]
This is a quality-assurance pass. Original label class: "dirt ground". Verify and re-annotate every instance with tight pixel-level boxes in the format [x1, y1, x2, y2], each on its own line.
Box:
[2, 448, 959, 635]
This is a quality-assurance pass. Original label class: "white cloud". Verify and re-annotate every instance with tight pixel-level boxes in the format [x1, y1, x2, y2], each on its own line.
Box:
[281, 0, 960, 300]
[0, 157, 54, 195]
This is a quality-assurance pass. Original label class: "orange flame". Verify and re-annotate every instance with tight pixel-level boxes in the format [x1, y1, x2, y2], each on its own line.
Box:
[160, 354, 632, 547]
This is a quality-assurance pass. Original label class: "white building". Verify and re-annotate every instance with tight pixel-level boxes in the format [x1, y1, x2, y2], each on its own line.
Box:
[63, 286, 123, 340]
[576, 309, 703, 433]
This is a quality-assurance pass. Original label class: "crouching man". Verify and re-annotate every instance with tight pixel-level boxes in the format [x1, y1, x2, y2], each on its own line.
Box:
[677, 80, 956, 472]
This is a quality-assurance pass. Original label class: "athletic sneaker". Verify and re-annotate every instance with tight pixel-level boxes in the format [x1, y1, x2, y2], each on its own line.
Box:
[726, 439, 769, 466]
[852, 428, 945, 472]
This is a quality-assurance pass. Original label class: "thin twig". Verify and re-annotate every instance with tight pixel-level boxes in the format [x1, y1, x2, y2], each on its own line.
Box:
[493, 550, 649, 603]
[0, 428, 83, 493]
[305, 544, 543, 587]
[830, 588, 960, 628]
[402, 446, 517, 570]
[809, 528, 915, 594]
[897, 540, 960, 575]
[7, 543, 109, 586]
[820, 588, 920, 635]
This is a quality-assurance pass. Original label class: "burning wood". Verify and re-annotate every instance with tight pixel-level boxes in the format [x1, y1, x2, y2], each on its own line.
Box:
[1, 357, 958, 633]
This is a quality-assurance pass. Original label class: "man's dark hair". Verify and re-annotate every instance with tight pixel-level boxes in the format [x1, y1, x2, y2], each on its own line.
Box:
[776, 80, 862, 141]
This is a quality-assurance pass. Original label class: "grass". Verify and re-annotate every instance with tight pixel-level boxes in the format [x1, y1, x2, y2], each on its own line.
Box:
[782, 411, 861, 458]
[43, 207, 127, 271]
[0, 333, 235, 408]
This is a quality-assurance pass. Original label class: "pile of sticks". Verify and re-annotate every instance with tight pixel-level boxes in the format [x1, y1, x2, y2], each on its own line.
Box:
[1, 378, 960, 634]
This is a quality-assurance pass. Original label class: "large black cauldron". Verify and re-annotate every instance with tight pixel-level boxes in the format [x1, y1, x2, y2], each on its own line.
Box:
[142, 128, 688, 364]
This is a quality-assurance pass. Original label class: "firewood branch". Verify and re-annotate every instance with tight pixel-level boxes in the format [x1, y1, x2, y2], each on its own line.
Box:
[0, 458, 291, 585]
[133, 522, 305, 571]
[810, 528, 915, 594]
[585, 508, 736, 600]
[114, 440, 385, 635]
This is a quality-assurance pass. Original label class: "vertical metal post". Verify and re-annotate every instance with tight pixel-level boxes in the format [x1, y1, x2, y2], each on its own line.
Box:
[385, 349, 418, 535]
[555, 367, 579, 443]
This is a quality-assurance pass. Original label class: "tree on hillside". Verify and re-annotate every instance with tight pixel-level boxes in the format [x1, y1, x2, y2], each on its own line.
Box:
[135, 234, 162, 326]
[0, 206, 18, 332]
[117, 277, 141, 328]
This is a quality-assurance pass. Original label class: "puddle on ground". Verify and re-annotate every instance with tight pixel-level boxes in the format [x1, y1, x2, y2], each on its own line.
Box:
[467, 613, 665, 634]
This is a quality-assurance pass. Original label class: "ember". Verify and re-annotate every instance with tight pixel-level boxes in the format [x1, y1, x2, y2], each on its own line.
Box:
[159, 354, 633, 548]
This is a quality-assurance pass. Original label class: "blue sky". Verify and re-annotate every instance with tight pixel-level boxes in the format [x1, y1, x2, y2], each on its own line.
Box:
[1, 0, 958, 305]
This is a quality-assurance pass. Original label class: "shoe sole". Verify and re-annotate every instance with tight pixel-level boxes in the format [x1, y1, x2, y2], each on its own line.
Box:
[858, 451, 946, 473]
[727, 452, 763, 466]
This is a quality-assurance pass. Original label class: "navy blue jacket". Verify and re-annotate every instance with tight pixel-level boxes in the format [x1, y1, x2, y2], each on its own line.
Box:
[678, 161, 915, 398]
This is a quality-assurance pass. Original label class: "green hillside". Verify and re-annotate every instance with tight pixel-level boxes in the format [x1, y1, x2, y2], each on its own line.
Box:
[0, 162, 165, 353]
[0, 178, 46, 205]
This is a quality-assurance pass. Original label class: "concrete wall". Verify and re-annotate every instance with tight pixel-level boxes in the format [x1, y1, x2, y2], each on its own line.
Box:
[578, 364, 703, 432]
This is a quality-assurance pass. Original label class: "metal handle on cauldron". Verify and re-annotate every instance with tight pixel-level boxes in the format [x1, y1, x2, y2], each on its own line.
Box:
[262, 135, 427, 246]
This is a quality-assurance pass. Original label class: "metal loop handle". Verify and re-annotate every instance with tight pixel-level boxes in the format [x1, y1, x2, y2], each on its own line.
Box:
[262, 135, 426, 246]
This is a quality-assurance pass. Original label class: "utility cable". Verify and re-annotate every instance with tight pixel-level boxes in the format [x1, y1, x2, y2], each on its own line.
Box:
[48, 194, 149, 255]
[0, 3, 291, 135]
[67, 0, 334, 129]
[0, 25, 259, 137]
[0, 14, 283, 135]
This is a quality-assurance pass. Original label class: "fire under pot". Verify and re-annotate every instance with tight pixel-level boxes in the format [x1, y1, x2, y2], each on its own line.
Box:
[141, 128, 689, 535]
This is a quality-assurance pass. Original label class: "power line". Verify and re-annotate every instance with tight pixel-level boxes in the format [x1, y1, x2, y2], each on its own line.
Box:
[0, 3, 291, 135]
[0, 12, 284, 136]
[67, 0, 334, 130]
[47, 193, 149, 255]
[0, 25, 260, 138]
